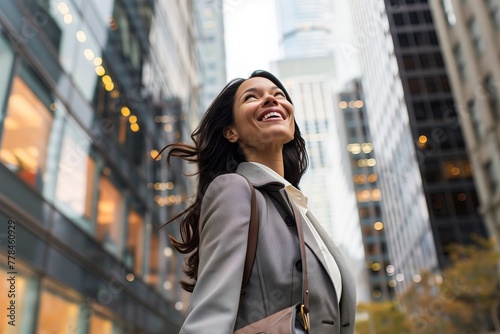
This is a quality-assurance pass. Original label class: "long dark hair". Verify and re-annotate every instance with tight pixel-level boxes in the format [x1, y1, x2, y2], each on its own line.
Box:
[159, 70, 308, 292]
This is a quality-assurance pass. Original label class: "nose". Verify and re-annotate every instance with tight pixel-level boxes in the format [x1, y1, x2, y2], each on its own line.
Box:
[263, 94, 279, 106]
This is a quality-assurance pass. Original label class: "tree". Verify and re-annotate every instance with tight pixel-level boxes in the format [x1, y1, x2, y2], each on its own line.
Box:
[355, 301, 411, 334]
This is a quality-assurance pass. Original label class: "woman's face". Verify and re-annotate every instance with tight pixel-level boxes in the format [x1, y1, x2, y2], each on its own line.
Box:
[225, 77, 295, 159]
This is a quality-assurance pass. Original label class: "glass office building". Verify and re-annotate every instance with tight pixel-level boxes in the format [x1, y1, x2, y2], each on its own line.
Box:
[0, 0, 200, 332]
[340, 79, 394, 301]
[429, 0, 500, 245]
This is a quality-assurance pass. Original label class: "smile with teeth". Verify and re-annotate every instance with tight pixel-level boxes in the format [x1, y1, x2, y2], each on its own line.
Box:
[260, 111, 284, 121]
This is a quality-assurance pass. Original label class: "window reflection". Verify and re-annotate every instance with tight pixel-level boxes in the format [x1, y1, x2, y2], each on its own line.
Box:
[0, 77, 53, 188]
[125, 209, 144, 276]
[37, 281, 82, 334]
[55, 120, 96, 231]
[97, 175, 124, 257]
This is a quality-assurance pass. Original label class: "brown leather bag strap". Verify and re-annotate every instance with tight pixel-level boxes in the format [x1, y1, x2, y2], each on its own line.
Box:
[241, 177, 258, 292]
[290, 203, 310, 326]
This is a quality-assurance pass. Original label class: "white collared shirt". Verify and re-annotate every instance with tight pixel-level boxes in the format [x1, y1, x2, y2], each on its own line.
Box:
[248, 162, 342, 303]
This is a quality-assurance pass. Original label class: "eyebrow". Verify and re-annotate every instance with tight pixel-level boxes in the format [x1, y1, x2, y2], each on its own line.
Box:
[238, 86, 281, 102]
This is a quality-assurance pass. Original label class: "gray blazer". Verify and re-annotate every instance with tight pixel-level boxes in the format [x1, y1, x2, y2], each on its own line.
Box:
[179, 163, 356, 334]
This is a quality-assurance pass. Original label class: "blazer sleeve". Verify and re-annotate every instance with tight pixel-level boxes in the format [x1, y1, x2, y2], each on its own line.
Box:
[179, 174, 252, 334]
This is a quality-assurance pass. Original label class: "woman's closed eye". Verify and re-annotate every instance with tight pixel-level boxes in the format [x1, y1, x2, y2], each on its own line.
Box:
[244, 94, 257, 101]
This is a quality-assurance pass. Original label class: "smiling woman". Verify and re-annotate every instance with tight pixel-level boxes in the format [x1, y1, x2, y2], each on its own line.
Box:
[158, 70, 356, 334]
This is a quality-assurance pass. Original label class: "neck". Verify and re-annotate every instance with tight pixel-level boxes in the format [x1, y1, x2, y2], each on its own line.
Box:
[243, 148, 285, 177]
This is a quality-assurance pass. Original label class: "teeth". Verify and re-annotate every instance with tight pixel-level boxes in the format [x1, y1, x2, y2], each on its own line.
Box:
[262, 112, 282, 121]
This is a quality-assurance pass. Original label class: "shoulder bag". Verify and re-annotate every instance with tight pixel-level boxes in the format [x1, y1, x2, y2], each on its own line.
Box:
[234, 178, 310, 334]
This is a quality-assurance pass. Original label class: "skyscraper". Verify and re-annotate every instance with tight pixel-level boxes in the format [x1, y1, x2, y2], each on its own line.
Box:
[351, 0, 439, 295]
[340, 79, 394, 301]
[429, 0, 500, 245]
[378, 0, 488, 270]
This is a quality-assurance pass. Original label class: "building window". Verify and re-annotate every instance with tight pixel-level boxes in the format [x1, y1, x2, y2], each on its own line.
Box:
[147, 229, 160, 289]
[125, 208, 145, 276]
[431, 192, 450, 216]
[468, 18, 484, 55]
[468, 99, 485, 140]
[485, 161, 498, 195]
[453, 44, 466, 79]
[403, 55, 416, 70]
[37, 281, 82, 334]
[484, 74, 499, 121]
[0, 76, 53, 189]
[54, 119, 96, 233]
[89, 312, 115, 334]
[0, 34, 15, 117]
[0, 263, 38, 333]
[398, 33, 410, 47]
[485, 0, 500, 29]
[442, 0, 457, 25]
[96, 174, 125, 257]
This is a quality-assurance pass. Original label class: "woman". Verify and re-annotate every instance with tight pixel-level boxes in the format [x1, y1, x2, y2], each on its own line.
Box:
[162, 70, 356, 333]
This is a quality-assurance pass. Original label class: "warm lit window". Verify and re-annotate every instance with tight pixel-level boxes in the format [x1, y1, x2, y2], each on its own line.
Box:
[125, 209, 144, 275]
[0, 77, 53, 188]
[97, 175, 125, 257]
[89, 313, 114, 334]
[147, 230, 160, 289]
[0, 263, 35, 333]
[55, 122, 96, 231]
[37, 281, 82, 334]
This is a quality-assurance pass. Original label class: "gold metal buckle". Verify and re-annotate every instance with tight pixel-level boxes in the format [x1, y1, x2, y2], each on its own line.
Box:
[300, 304, 310, 331]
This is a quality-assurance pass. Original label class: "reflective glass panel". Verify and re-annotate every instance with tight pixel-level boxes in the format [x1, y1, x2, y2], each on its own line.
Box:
[0, 34, 15, 118]
[54, 118, 96, 232]
[89, 313, 113, 334]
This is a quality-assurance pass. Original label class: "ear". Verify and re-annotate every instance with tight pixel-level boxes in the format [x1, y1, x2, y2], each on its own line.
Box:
[223, 126, 238, 143]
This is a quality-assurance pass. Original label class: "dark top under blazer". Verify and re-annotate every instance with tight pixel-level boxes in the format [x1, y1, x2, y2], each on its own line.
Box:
[179, 162, 356, 334]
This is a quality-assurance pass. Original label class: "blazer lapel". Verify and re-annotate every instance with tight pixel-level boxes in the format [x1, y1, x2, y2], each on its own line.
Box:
[307, 212, 357, 329]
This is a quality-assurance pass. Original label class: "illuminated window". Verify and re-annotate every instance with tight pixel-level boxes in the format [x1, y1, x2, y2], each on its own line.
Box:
[147, 229, 160, 289]
[97, 175, 125, 257]
[125, 209, 145, 276]
[0, 262, 37, 333]
[37, 281, 82, 334]
[371, 189, 382, 201]
[89, 313, 114, 334]
[54, 120, 96, 232]
[0, 77, 53, 188]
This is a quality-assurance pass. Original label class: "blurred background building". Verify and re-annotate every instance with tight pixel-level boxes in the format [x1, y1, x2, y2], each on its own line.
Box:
[0, 0, 204, 332]
[429, 0, 500, 245]
[340, 79, 394, 301]
[382, 0, 488, 269]
[351, 0, 440, 295]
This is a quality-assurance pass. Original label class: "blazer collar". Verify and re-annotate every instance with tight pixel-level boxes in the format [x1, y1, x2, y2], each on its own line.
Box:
[236, 162, 286, 190]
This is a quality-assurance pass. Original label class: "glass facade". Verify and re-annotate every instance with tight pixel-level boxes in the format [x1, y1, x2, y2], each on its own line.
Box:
[0, 0, 199, 332]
